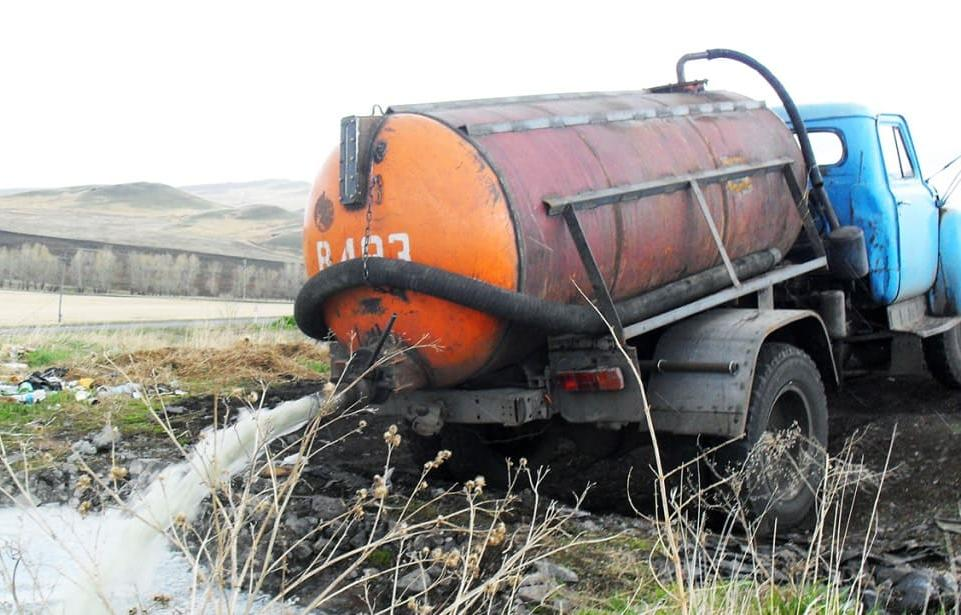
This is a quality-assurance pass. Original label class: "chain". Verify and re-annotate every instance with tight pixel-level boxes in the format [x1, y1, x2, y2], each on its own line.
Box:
[362, 197, 373, 283]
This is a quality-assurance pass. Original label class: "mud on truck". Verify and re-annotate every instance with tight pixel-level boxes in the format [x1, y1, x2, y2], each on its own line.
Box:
[294, 49, 961, 532]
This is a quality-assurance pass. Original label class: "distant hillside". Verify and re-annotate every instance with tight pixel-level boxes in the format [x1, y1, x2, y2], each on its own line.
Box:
[0, 182, 220, 214]
[0, 181, 303, 260]
[179, 179, 311, 212]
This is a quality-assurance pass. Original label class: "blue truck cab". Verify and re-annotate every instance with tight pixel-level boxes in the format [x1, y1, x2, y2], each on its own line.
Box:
[781, 104, 946, 307]
[777, 104, 961, 387]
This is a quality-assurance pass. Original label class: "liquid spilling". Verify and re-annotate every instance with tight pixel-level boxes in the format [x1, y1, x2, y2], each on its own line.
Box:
[0, 390, 332, 613]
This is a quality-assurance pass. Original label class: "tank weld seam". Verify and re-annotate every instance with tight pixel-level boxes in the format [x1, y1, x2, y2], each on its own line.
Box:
[462, 100, 766, 137]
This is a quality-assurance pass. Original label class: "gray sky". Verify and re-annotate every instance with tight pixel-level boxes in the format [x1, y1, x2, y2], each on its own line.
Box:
[2, 0, 958, 190]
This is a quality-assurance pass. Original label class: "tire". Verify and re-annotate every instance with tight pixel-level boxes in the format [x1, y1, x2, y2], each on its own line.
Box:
[922, 324, 961, 389]
[711, 343, 828, 535]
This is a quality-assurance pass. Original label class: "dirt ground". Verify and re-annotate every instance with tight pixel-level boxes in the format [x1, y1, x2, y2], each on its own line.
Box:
[12, 332, 959, 611]
[0, 289, 292, 326]
[828, 371, 961, 539]
[282, 368, 961, 546]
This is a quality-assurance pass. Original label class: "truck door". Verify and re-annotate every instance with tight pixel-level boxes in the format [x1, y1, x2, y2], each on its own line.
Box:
[877, 115, 939, 302]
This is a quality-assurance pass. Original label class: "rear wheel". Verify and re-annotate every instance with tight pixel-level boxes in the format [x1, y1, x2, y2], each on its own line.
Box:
[711, 343, 828, 535]
[922, 324, 961, 389]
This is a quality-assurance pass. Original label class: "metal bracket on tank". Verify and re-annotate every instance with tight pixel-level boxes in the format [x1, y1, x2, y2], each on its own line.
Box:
[558, 206, 625, 344]
[689, 179, 740, 287]
[339, 115, 383, 207]
[780, 166, 826, 257]
[544, 157, 795, 213]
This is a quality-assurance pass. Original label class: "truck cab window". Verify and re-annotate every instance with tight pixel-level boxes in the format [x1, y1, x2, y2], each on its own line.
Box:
[879, 124, 915, 180]
[793, 131, 845, 167]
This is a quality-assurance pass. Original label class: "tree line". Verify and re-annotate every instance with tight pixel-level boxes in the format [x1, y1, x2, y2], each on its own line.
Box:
[0, 243, 303, 299]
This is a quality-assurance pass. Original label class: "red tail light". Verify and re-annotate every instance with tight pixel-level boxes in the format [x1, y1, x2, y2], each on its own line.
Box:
[554, 368, 625, 392]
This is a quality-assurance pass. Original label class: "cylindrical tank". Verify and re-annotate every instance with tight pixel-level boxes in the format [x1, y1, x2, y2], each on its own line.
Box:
[302, 89, 804, 387]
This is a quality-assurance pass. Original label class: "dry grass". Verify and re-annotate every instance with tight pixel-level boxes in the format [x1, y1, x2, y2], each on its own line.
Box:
[0, 290, 292, 327]
[3, 322, 326, 387]
[107, 341, 329, 386]
[5, 320, 306, 354]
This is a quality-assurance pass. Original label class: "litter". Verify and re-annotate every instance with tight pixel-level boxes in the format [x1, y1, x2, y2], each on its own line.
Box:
[1, 390, 48, 405]
[0, 348, 187, 404]
[97, 383, 144, 399]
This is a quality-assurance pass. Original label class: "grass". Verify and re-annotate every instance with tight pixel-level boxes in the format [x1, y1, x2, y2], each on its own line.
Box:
[0, 393, 168, 439]
[575, 582, 863, 614]
[24, 342, 90, 368]
[0, 322, 329, 457]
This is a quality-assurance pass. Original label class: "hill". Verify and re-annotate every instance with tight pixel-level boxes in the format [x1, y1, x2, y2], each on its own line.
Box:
[178, 179, 311, 211]
[0, 182, 220, 214]
[0, 182, 303, 260]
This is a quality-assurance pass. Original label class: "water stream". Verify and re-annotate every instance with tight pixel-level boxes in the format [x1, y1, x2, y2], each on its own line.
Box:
[0, 389, 333, 613]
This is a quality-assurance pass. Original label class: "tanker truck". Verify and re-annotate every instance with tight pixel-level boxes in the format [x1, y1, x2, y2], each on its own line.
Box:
[295, 49, 960, 531]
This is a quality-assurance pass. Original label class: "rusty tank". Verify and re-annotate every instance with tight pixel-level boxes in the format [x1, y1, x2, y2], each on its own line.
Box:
[298, 87, 804, 388]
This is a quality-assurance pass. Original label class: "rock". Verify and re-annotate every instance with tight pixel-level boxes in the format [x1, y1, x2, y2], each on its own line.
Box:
[284, 514, 318, 535]
[310, 495, 347, 519]
[165, 405, 187, 415]
[92, 425, 121, 451]
[535, 560, 579, 584]
[71, 440, 97, 457]
[128, 459, 147, 477]
[349, 530, 368, 549]
[516, 561, 577, 606]
[397, 568, 430, 594]
[892, 570, 939, 613]
[517, 572, 553, 604]
[860, 588, 880, 612]
[31, 468, 68, 503]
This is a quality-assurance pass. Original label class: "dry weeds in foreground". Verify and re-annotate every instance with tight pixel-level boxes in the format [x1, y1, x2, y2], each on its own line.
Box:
[0, 324, 923, 613]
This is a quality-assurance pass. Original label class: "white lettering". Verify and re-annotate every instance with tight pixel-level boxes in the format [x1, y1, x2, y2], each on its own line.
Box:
[388, 232, 411, 261]
[340, 238, 356, 262]
[316, 241, 332, 270]
[317, 233, 412, 268]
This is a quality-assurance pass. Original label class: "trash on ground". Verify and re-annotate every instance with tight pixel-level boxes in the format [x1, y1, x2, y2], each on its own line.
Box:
[0, 350, 186, 405]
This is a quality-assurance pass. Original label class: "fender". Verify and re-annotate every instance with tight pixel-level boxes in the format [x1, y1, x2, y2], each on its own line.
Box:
[648, 308, 837, 437]
[930, 207, 961, 316]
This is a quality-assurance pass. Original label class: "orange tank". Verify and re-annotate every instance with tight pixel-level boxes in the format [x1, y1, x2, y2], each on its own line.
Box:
[301, 90, 803, 387]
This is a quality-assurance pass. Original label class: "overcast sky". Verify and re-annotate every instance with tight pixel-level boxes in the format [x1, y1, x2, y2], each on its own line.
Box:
[1, 0, 958, 191]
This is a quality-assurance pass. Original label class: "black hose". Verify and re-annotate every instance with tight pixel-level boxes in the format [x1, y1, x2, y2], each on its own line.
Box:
[295, 250, 781, 340]
[701, 49, 840, 231]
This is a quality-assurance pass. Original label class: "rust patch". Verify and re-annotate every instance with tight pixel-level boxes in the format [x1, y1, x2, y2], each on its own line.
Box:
[726, 178, 753, 194]
[313, 192, 334, 231]
[368, 174, 384, 205]
[719, 155, 748, 167]
[359, 297, 385, 315]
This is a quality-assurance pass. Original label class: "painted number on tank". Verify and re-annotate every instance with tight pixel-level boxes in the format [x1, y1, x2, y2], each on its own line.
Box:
[315, 233, 411, 269]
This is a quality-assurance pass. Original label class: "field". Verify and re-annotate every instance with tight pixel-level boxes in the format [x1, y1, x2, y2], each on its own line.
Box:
[0, 289, 292, 327]
[0, 323, 958, 613]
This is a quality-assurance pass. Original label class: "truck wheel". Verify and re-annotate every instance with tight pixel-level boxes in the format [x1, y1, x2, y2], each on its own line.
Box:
[712, 343, 828, 535]
[922, 325, 961, 389]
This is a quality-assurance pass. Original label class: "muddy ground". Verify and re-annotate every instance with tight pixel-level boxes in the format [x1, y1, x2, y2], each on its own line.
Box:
[300, 370, 961, 541]
[17, 340, 961, 612]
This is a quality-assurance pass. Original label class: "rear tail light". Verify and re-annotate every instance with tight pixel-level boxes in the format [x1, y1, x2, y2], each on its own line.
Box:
[554, 368, 625, 392]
